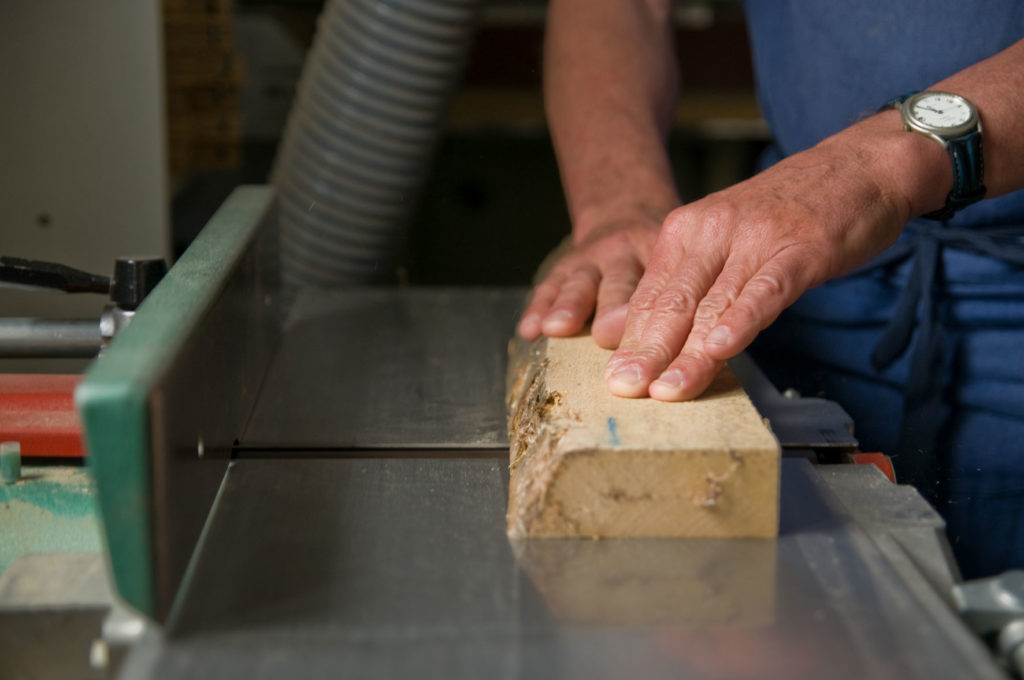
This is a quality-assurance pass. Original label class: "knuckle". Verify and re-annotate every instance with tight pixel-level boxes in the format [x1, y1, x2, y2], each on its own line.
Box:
[661, 214, 687, 239]
[555, 284, 595, 306]
[603, 267, 641, 290]
[628, 286, 661, 312]
[586, 230, 636, 260]
[553, 291, 584, 308]
[561, 273, 594, 293]
[533, 279, 561, 298]
[745, 270, 788, 300]
[631, 343, 675, 366]
[662, 206, 689, 230]
[580, 265, 603, 286]
[678, 348, 715, 369]
[546, 257, 575, 278]
[697, 203, 739, 237]
[654, 286, 700, 316]
[724, 302, 758, 328]
[693, 296, 729, 324]
[601, 281, 637, 302]
[603, 230, 634, 250]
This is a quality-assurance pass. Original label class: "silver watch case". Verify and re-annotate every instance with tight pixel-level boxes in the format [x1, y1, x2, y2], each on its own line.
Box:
[899, 90, 981, 147]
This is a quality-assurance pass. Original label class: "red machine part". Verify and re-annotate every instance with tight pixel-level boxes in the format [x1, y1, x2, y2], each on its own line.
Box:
[852, 452, 897, 483]
[0, 374, 84, 458]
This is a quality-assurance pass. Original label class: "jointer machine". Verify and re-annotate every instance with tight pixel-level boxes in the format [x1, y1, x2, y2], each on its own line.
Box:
[65, 187, 1024, 678]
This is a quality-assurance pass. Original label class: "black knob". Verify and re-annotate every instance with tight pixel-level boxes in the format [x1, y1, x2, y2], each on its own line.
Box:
[111, 258, 168, 310]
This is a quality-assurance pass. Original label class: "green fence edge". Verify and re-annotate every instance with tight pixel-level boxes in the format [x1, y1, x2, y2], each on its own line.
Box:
[75, 186, 274, 618]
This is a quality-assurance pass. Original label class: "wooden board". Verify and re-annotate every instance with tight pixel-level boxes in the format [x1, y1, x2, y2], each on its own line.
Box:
[506, 335, 780, 538]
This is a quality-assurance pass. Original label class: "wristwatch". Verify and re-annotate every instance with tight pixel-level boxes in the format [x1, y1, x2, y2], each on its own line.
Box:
[884, 90, 986, 221]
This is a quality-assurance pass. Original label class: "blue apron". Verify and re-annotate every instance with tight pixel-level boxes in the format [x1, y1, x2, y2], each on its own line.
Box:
[741, 2, 1024, 577]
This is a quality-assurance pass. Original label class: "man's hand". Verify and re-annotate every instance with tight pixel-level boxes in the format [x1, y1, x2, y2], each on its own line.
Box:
[605, 128, 919, 400]
[522, 112, 953, 401]
[537, 0, 1024, 402]
[518, 216, 660, 348]
[528, 0, 681, 349]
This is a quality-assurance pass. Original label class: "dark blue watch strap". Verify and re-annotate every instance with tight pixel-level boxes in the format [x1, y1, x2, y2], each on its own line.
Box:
[936, 128, 986, 220]
[882, 91, 987, 221]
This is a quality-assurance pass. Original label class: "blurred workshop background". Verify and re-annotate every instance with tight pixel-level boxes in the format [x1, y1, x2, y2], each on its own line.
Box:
[2, 0, 765, 354]
[176, 0, 766, 283]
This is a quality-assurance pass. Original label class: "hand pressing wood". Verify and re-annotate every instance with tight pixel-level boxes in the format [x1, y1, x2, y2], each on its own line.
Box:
[506, 334, 780, 539]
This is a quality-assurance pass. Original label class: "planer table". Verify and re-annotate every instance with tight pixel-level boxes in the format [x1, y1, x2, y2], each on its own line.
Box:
[77, 187, 1007, 679]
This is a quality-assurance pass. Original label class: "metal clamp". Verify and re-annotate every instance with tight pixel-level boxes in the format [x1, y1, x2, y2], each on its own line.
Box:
[0, 256, 167, 358]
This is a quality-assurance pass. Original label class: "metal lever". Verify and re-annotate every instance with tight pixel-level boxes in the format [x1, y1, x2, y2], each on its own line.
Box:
[0, 256, 168, 358]
[0, 256, 112, 295]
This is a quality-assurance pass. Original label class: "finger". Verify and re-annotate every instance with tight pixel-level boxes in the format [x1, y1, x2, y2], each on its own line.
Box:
[602, 209, 704, 392]
[540, 263, 600, 336]
[649, 353, 726, 402]
[606, 210, 712, 358]
[518, 270, 567, 339]
[592, 305, 628, 349]
[702, 250, 818, 360]
[604, 258, 679, 370]
[605, 255, 721, 397]
[591, 258, 643, 349]
[648, 263, 750, 401]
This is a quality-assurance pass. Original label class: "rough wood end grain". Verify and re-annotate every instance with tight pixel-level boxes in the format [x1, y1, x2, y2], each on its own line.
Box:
[506, 334, 780, 539]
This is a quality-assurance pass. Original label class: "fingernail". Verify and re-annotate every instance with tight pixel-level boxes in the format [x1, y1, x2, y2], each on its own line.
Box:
[608, 364, 643, 388]
[704, 325, 731, 347]
[521, 313, 540, 327]
[518, 314, 540, 336]
[542, 310, 574, 332]
[652, 369, 684, 389]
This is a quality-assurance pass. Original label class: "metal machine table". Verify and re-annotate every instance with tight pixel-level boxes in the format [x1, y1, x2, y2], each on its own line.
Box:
[76, 188, 1007, 679]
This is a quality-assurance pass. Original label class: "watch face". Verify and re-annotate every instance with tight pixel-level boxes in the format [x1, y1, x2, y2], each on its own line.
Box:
[908, 92, 973, 130]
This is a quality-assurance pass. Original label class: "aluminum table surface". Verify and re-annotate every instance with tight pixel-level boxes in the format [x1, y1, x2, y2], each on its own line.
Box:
[119, 286, 1000, 678]
[242, 288, 523, 450]
[241, 287, 858, 452]
[118, 458, 1001, 680]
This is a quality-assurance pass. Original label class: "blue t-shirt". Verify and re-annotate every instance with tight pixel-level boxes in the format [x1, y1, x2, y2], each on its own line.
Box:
[743, 2, 1024, 227]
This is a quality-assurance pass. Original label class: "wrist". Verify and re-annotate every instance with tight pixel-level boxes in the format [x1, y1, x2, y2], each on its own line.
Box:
[572, 197, 678, 246]
[826, 110, 953, 222]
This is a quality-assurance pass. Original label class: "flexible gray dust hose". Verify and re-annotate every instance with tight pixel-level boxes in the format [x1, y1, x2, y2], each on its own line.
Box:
[273, 0, 480, 291]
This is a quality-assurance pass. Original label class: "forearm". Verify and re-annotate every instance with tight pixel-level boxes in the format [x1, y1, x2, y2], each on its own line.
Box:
[529, 22, 1024, 402]
[603, 37, 1024, 401]
[544, 0, 681, 243]
[823, 37, 1024, 223]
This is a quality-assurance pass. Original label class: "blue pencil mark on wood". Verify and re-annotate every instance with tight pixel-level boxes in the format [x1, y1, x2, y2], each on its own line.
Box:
[607, 417, 621, 446]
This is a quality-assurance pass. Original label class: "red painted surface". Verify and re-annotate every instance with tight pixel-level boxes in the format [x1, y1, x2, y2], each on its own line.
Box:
[0, 374, 84, 458]
[852, 452, 897, 484]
